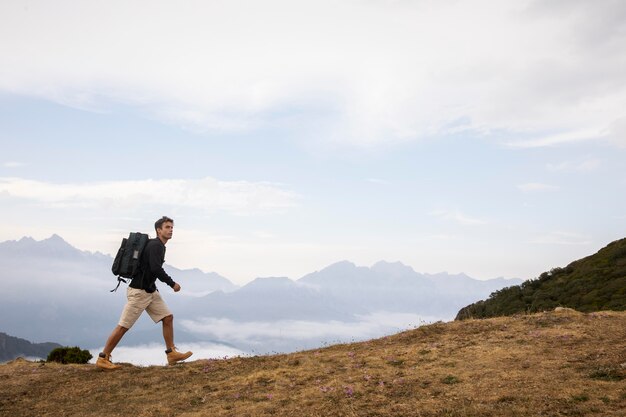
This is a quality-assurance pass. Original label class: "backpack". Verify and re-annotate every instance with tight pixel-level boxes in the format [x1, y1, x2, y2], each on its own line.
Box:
[110, 232, 149, 292]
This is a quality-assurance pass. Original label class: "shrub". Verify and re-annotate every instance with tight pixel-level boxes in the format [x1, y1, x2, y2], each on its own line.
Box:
[47, 346, 93, 364]
[441, 375, 459, 384]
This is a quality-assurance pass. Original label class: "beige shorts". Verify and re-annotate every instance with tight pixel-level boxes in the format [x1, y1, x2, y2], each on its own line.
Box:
[118, 287, 172, 329]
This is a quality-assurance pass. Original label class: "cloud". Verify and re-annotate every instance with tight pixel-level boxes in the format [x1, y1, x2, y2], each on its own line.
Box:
[429, 210, 487, 225]
[517, 183, 558, 193]
[505, 129, 610, 149]
[607, 116, 626, 147]
[180, 312, 440, 347]
[2, 162, 24, 168]
[546, 159, 601, 172]
[366, 178, 390, 185]
[89, 342, 245, 367]
[1, 1, 625, 147]
[0, 176, 299, 214]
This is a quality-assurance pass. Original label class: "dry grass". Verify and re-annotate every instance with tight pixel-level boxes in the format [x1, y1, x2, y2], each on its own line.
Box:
[1, 309, 625, 417]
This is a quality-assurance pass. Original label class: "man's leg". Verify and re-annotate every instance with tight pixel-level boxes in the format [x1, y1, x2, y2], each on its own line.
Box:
[148, 292, 192, 364]
[103, 325, 129, 355]
[161, 314, 174, 350]
[160, 314, 192, 365]
[96, 325, 128, 370]
[97, 288, 148, 370]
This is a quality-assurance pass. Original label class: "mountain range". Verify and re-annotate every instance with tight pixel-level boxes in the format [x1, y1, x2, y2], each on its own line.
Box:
[0, 235, 521, 355]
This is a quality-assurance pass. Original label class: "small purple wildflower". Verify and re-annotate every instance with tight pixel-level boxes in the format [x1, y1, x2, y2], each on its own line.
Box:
[344, 386, 354, 397]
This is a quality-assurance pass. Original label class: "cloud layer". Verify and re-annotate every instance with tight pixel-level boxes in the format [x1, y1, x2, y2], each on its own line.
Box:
[1, 0, 625, 147]
[180, 312, 439, 348]
[89, 342, 245, 367]
[0, 177, 298, 214]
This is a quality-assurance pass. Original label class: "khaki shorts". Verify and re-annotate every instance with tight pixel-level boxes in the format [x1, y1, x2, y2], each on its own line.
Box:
[118, 287, 172, 329]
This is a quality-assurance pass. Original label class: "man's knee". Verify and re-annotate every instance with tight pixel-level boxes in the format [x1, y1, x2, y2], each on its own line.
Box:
[116, 325, 129, 334]
[161, 314, 173, 324]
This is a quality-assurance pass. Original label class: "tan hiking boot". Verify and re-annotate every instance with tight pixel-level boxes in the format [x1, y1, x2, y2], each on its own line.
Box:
[96, 352, 121, 370]
[166, 347, 193, 365]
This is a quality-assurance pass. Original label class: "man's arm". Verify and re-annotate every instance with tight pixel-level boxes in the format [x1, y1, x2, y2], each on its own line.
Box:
[147, 243, 177, 289]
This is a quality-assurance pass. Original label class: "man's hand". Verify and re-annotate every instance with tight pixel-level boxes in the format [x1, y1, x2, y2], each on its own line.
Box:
[173, 283, 181, 292]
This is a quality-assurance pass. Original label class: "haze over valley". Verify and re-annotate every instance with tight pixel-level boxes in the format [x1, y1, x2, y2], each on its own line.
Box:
[0, 235, 521, 364]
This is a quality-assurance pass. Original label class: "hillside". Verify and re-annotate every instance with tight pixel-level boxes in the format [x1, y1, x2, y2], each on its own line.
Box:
[456, 238, 626, 320]
[0, 333, 61, 362]
[1, 310, 625, 417]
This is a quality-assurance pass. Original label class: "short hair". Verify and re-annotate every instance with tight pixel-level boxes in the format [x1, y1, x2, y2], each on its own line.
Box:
[155, 216, 174, 232]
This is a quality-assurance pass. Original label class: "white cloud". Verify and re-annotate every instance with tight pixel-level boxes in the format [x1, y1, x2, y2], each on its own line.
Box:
[547, 158, 601, 172]
[429, 210, 487, 225]
[180, 312, 440, 346]
[1, 0, 625, 147]
[0, 176, 299, 214]
[517, 183, 558, 193]
[506, 129, 610, 149]
[366, 178, 390, 185]
[608, 116, 626, 147]
[89, 342, 245, 367]
[2, 162, 24, 168]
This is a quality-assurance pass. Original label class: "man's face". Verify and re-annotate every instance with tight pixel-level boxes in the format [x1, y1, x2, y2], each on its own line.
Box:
[157, 221, 174, 241]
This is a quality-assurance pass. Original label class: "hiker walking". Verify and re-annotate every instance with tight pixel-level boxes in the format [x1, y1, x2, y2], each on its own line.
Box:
[96, 216, 193, 369]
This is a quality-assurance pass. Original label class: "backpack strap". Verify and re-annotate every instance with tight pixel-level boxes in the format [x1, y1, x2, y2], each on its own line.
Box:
[110, 276, 128, 292]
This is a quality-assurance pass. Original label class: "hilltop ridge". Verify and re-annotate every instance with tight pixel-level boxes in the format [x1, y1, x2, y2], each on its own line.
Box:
[0, 333, 60, 362]
[456, 237, 626, 320]
[2, 310, 625, 417]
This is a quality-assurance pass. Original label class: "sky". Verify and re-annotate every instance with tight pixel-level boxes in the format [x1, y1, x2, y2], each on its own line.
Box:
[1, 0, 625, 285]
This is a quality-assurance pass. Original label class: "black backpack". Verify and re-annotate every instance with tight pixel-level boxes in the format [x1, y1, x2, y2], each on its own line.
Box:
[111, 232, 149, 292]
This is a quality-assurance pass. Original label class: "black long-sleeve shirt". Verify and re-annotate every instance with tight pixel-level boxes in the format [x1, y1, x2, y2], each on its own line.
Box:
[129, 238, 176, 293]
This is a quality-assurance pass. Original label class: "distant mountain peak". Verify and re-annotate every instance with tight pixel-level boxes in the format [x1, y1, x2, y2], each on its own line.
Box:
[240, 276, 297, 292]
[43, 234, 71, 245]
[371, 260, 417, 274]
[0, 234, 82, 258]
[328, 260, 357, 268]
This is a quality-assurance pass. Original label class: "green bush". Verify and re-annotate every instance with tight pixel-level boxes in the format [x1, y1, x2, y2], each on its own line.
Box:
[47, 346, 93, 364]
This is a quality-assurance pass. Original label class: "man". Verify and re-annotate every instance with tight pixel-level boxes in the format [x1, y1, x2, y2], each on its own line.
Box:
[96, 216, 193, 370]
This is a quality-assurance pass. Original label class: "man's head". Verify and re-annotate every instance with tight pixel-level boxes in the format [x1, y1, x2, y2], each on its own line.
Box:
[155, 216, 174, 243]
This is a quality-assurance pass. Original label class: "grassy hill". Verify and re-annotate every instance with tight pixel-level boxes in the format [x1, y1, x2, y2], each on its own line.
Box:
[0, 332, 61, 362]
[1, 310, 625, 417]
[456, 238, 626, 320]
